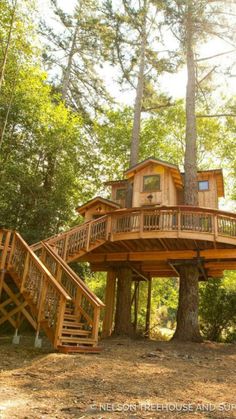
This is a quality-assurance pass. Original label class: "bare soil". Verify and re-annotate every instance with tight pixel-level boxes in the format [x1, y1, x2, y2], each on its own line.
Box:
[0, 335, 235, 419]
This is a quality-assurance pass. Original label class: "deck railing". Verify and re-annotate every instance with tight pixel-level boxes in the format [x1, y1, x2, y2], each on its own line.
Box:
[7, 232, 71, 347]
[31, 206, 236, 264]
[111, 207, 236, 240]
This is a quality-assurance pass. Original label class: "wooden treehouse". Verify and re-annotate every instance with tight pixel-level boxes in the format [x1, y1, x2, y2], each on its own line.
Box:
[1, 157, 236, 350]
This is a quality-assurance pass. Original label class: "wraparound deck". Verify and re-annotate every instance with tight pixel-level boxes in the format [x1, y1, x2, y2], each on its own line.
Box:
[42, 205, 236, 279]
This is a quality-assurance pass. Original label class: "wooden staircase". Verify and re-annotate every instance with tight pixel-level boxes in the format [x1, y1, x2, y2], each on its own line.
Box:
[0, 229, 105, 353]
[31, 215, 108, 263]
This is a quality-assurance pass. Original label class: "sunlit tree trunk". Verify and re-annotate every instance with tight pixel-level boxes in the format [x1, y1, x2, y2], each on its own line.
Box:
[126, 0, 147, 208]
[0, 0, 17, 93]
[173, 1, 202, 343]
[115, 1, 147, 336]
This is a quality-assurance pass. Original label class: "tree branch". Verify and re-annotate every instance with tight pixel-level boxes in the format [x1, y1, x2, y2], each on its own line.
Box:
[195, 49, 236, 62]
[196, 114, 236, 118]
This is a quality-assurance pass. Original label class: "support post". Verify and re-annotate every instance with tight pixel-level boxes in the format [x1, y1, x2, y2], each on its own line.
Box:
[102, 271, 116, 337]
[145, 276, 152, 338]
[0, 269, 5, 298]
[133, 281, 139, 334]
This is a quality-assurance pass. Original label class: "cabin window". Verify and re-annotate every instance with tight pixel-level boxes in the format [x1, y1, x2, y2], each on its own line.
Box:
[198, 180, 209, 191]
[116, 188, 126, 200]
[143, 175, 160, 192]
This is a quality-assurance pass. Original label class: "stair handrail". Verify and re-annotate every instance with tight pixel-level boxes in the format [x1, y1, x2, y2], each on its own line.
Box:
[31, 215, 108, 260]
[31, 219, 92, 252]
[7, 232, 71, 347]
[43, 242, 105, 308]
[10, 233, 71, 299]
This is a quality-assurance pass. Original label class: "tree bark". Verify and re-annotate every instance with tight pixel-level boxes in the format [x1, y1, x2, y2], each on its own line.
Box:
[129, 3, 147, 168]
[173, 2, 202, 343]
[61, 22, 79, 101]
[173, 265, 202, 342]
[0, 0, 18, 94]
[184, 1, 198, 207]
[125, 0, 147, 209]
[114, 267, 132, 336]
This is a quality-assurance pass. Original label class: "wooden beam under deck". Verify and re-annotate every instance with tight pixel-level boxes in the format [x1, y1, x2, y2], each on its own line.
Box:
[81, 248, 236, 263]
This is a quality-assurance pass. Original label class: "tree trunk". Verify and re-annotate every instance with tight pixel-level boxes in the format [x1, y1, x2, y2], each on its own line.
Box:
[173, 2, 202, 343]
[61, 22, 79, 101]
[0, 0, 17, 94]
[115, 2, 148, 336]
[0, 72, 18, 150]
[114, 267, 132, 336]
[184, 1, 198, 207]
[173, 265, 202, 342]
[129, 10, 147, 168]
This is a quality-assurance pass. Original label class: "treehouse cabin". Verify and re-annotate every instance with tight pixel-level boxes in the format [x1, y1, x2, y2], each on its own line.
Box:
[0, 157, 235, 350]
[78, 158, 225, 222]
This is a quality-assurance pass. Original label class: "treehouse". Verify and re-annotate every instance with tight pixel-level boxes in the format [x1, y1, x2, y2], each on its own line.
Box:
[0, 157, 235, 351]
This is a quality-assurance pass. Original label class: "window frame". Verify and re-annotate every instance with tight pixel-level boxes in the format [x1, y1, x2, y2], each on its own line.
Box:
[116, 188, 126, 201]
[198, 180, 209, 192]
[143, 174, 161, 193]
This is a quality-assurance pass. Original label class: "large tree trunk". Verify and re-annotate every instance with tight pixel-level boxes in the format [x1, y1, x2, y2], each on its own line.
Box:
[173, 265, 202, 342]
[173, 2, 202, 342]
[114, 2, 148, 336]
[0, 0, 18, 94]
[125, 1, 147, 208]
[114, 267, 132, 336]
[129, 5, 147, 168]
[184, 2, 198, 207]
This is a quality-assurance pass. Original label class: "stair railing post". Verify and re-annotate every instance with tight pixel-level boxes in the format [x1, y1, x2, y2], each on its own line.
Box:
[86, 222, 92, 251]
[20, 252, 30, 292]
[6, 232, 16, 269]
[91, 305, 100, 344]
[1, 230, 12, 270]
[74, 287, 82, 320]
[54, 295, 66, 348]
[62, 234, 69, 261]
[37, 275, 48, 324]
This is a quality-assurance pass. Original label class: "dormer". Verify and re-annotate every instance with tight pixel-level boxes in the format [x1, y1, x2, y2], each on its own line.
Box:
[124, 158, 183, 207]
[197, 169, 224, 209]
[76, 197, 120, 222]
[104, 180, 128, 208]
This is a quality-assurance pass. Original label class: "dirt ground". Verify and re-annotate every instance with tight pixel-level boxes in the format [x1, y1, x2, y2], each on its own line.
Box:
[0, 335, 235, 419]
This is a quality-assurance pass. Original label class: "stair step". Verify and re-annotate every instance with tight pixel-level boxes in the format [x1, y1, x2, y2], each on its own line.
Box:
[63, 321, 84, 329]
[58, 345, 103, 354]
[63, 314, 80, 320]
[60, 337, 95, 344]
[65, 308, 74, 313]
[62, 329, 90, 336]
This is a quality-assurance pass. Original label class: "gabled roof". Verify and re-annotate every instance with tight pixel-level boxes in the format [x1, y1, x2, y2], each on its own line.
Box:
[76, 196, 120, 215]
[124, 157, 183, 189]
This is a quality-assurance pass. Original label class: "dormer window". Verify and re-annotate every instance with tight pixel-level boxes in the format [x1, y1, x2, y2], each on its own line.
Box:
[198, 180, 209, 191]
[143, 175, 160, 192]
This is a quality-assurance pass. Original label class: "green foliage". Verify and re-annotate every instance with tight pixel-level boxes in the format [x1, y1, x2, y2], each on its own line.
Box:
[95, 102, 226, 184]
[199, 275, 236, 342]
[0, 1, 100, 243]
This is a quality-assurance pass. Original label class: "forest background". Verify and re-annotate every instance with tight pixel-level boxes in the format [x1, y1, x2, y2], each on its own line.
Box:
[0, 0, 236, 342]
